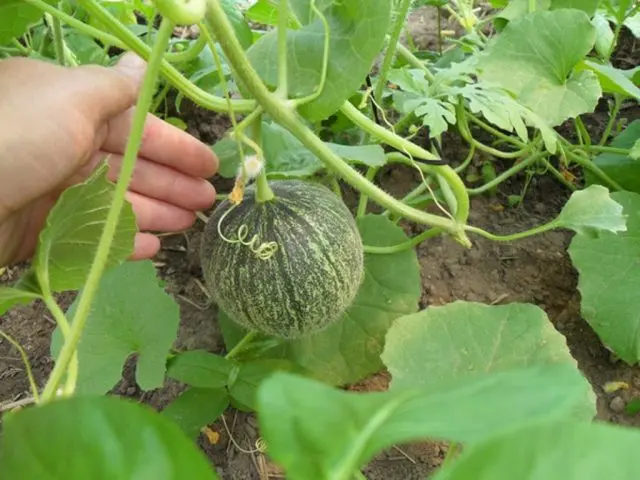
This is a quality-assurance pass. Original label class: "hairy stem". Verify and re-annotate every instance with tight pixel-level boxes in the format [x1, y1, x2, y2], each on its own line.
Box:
[467, 152, 545, 196]
[396, 43, 436, 82]
[340, 102, 440, 162]
[41, 294, 79, 398]
[276, 0, 289, 97]
[466, 220, 558, 242]
[466, 112, 528, 149]
[562, 145, 623, 191]
[65, 0, 256, 113]
[10, 38, 30, 55]
[598, 94, 622, 146]
[39, 17, 175, 403]
[0, 331, 40, 402]
[538, 157, 577, 191]
[204, 0, 471, 244]
[356, 167, 380, 218]
[253, 119, 274, 203]
[375, 0, 413, 102]
[225, 331, 260, 359]
[166, 34, 207, 63]
[583, 145, 631, 155]
[49, 13, 66, 66]
[364, 227, 442, 254]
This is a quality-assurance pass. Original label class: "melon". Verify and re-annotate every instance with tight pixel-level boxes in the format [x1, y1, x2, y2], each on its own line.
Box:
[200, 179, 364, 339]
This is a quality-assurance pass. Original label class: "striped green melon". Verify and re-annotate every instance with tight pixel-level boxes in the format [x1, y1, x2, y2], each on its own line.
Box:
[200, 179, 364, 339]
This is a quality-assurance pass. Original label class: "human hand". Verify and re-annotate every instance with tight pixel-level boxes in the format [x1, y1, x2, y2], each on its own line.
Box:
[0, 53, 218, 268]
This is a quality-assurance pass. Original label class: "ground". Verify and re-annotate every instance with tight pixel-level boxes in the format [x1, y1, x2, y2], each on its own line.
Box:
[1, 6, 640, 480]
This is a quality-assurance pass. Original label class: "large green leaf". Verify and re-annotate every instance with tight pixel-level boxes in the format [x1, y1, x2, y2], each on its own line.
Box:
[434, 421, 640, 480]
[32, 163, 136, 293]
[554, 184, 627, 236]
[0, 0, 54, 43]
[218, 214, 421, 385]
[579, 60, 640, 99]
[0, 396, 218, 479]
[256, 365, 595, 480]
[586, 120, 640, 194]
[246, 0, 391, 121]
[478, 9, 601, 126]
[381, 301, 596, 420]
[568, 191, 640, 363]
[50, 261, 180, 394]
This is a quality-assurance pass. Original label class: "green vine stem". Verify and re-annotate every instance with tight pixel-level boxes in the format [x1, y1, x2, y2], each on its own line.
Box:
[574, 116, 591, 147]
[466, 112, 529, 150]
[252, 118, 274, 203]
[396, 43, 435, 82]
[276, 0, 289, 97]
[358, 0, 411, 220]
[384, 151, 468, 222]
[41, 294, 79, 397]
[582, 145, 632, 155]
[49, 13, 66, 66]
[559, 143, 623, 191]
[204, 0, 472, 246]
[363, 227, 442, 254]
[456, 104, 533, 159]
[38, 16, 176, 403]
[0, 331, 40, 402]
[375, 0, 412, 102]
[356, 167, 380, 218]
[225, 330, 260, 360]
[33, 0, 257, 113]
[340, 102, 439, 161]
[166, 34, 207, 63]
[538, 156, 577, 191]
[467, 152, 546, 196]
[598, 94, 622, 146]
[465, 220, 558, 242]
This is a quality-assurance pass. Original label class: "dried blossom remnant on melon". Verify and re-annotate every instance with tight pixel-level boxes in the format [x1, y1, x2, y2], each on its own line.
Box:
[229, 177, 245, 205]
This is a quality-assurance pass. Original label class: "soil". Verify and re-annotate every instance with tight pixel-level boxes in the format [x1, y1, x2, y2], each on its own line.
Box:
[2, 6, 640, 480]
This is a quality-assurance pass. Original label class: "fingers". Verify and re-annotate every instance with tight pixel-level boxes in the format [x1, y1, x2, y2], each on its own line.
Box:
[126, 191, 197, 232]
[131, 233, 162, 260]
[101, 153, 217, 212]
[69, 53, 146, 128]
[102, 109, 219, 179]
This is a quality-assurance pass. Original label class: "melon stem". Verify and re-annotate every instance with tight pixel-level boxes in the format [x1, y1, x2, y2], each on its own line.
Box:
[255, 169, 275, 203]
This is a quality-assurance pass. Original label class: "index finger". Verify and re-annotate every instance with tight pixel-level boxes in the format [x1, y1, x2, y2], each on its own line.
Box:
[102, 108, 219, 179]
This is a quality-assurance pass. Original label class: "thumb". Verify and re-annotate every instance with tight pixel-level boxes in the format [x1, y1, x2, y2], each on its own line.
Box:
[73, 52, 147, 127]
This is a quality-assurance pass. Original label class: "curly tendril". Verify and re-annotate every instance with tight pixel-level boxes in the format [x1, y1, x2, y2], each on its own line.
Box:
[216, 203, 279, 260]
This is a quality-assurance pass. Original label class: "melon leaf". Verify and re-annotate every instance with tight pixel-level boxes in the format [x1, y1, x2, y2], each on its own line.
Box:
[246, 0, 392, 121]
[0, 396, 218, 479]
[50, 260, 180, 395]
[0, 0, 55, 44]
[381, 301, 597, 420]
[477, 9, 601, 126]
[568, 191, 640, 364]
[433, 421, 640, 480]
[554, 184, 627, 236]
[32, 162, 136, 293]
[256, 364, 594, 480]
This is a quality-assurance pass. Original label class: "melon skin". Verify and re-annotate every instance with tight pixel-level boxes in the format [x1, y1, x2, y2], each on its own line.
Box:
[200, 179, 364, 339]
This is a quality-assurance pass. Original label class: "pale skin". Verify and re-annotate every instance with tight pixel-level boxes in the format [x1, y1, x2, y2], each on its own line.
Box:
[0, 53, 219, 268]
